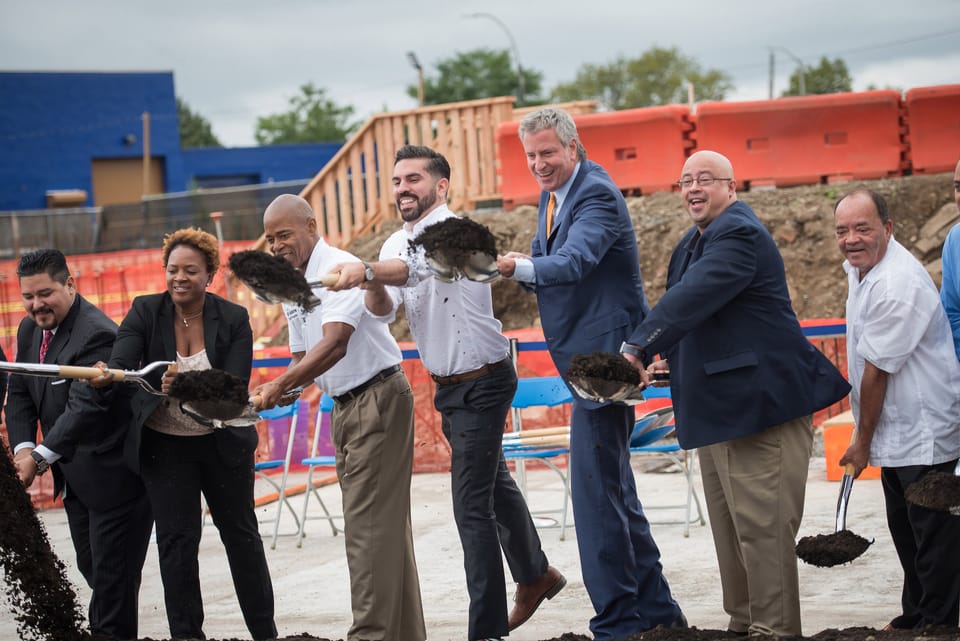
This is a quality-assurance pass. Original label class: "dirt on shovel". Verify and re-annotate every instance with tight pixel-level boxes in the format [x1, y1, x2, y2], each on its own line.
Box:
[905, 470, 960, 512]
[795, 529, 873, 568]
[228, 250, 321, 311]
[566, 352, 642, 386]
[409, 217, 498, 268]
[168, 369, 251, 421]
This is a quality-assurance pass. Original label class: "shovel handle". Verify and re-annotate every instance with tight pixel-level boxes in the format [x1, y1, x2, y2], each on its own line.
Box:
[844, 463, 856, 476]
[307, 274, 340, 288]
[56, 365, 127, 381]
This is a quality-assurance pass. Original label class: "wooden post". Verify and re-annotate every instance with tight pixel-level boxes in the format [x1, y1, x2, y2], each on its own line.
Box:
[141, 111, 151, 197]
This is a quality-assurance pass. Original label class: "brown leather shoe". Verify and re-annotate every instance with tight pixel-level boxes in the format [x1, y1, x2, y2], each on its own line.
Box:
[508, 565, 566, 631]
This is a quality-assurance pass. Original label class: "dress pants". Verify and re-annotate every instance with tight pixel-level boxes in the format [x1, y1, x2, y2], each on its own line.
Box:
[140, 428, 277, 641]
[434, 364, 549, 641]
[881, 460, 960, 628]
[698, 415, 812, 637]
[62, 483, 153, 640]
[569, 399, 681, 640]
[331, 371, 425, 641]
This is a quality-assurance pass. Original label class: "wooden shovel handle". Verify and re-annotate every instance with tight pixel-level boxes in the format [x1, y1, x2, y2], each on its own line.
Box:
[57, 365, 127, 381]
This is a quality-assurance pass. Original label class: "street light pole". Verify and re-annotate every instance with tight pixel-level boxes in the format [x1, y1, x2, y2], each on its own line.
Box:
[407, 51, 425, 107]
[768, 46, 806, 96]
[464, 12, 525, 104]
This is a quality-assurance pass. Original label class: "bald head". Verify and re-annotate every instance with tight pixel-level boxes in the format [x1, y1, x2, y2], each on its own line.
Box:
[262, 194, 320, 272]
[679, 150, 738, 231]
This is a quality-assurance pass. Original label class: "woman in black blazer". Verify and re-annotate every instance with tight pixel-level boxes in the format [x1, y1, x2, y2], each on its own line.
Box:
[101, 228, 276, 641]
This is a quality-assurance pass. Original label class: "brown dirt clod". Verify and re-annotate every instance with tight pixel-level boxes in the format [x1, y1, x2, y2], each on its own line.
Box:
[904, 471, 960, 512]
[410, 217, 498, 268]
[0, 446, 87, 641]
[228, 250, 320, 311]
[168, 369, 250, 420]
[795, 529, 873, 568]
[566, 352, 642, 386]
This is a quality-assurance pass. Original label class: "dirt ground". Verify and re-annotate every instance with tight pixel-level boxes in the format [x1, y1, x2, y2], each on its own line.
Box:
[345, 173, 957, 341]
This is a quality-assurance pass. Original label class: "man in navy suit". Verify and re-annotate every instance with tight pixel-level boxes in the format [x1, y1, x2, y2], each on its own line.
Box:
[621, 150, 850, 636]
[498, 107, 685, 640]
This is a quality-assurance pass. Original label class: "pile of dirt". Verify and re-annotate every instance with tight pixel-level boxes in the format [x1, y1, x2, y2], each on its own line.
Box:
[345, 173, 957, 342]
[0, 446, 86, 641]
[137, 625, 960, 641]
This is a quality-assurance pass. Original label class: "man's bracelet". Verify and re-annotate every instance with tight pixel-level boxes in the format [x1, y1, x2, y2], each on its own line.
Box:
[619, 341, 646, 361]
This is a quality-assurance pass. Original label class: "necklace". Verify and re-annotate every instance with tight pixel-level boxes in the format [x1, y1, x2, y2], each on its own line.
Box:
[178, 309, 203, 327]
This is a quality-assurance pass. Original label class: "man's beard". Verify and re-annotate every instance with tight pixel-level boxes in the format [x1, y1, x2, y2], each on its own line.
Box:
[399, 191, 437, 222]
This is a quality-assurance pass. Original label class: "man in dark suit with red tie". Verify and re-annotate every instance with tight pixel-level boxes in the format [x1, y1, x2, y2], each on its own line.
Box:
[5, 249, 153, 640]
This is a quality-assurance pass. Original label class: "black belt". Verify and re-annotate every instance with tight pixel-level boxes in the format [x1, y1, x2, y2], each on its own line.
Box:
[333, 365, 402, 405]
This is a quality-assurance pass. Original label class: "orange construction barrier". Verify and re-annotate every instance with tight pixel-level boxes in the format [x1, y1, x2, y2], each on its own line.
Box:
[575, 106, 694, 196]
[904, 84, 960, 174]
[822, 411, 881, 481]
[496, 106, 695, 209]
[694, 90, 907, 188]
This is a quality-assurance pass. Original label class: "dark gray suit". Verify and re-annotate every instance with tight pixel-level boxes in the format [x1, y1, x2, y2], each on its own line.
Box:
[5, 294, 152, 640]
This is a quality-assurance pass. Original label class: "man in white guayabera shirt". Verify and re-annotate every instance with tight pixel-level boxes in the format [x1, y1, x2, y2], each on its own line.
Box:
[252, 193, 425, 641]
[330, 145, 565, 641]
[834, 188, 960, 630]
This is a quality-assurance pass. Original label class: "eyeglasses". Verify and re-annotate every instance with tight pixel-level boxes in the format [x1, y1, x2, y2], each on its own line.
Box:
[954, 181, 960, 191]
[676, 176, 732, 189]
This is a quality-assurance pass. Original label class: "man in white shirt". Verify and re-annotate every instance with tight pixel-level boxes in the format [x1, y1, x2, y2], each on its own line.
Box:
[331, 146, 564, 641]
[835, 188, 960, 630]
[252, 194, 425, 641]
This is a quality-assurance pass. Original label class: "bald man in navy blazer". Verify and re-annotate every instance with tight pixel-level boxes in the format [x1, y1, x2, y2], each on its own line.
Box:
[499, 107, 684, 640]
[622, 150, 850, 636]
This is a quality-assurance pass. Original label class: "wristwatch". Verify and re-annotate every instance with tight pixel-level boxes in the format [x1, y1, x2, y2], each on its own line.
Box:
[30, 450, 50, 476]
[361, 261, 375, 282]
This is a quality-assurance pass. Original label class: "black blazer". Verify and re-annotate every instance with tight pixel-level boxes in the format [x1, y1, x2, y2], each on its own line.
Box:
[109, 291, 256, 469]
[5, 295, 142, 511]
[628, 201, 850, 449]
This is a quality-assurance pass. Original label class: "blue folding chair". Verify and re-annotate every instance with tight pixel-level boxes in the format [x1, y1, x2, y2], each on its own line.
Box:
[296, 394, 342, 546]
[629, 388, 705, 537]
[503, 376, 573, 540]
[255, 399, 302, 549]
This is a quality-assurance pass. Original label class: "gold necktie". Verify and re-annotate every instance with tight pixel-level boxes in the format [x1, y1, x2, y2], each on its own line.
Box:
[546, 193, 557, 237]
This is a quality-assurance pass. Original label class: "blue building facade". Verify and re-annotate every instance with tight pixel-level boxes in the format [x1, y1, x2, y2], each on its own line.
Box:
[0, 71, 341, 211]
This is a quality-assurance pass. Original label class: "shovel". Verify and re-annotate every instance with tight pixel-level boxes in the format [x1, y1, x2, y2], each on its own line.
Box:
[412, 217, 501, 283]
[796, 463, 873, 567]
[904, 459, 960, 513]
[228, 250, 338, 310]
[0, 360, 173, 396]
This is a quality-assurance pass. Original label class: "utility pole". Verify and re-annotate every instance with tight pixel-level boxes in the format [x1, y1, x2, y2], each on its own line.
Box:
[407, 51, 425, 107]
[464, 12, 525, 104]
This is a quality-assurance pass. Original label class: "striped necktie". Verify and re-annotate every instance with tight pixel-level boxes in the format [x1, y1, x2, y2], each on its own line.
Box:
[545, 193, 557, 237]
[39, 329, 53, 363]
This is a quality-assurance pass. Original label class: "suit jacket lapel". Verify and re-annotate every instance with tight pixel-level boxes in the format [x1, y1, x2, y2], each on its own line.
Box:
[202, 295, 219, 365]
[159, 300, 177, 361]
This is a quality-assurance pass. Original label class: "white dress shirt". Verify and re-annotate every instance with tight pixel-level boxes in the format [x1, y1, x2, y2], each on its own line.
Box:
[371, 204, 509, 377]
[845, 237, 960, 467]
[284, 238, 403, 397]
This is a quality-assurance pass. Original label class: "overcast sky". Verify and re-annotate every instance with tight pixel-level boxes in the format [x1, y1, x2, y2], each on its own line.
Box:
[3, 0, 958, 147]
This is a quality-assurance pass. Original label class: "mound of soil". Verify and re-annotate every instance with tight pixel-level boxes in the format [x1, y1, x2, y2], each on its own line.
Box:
[904, 471, 960, 512]
[796, 529, 873, 568]
[342, 173, 957, 343]
[567, 352, 641, 385]
[136, 625, 960, 641]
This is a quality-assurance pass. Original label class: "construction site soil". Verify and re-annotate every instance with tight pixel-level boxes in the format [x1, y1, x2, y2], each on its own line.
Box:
[345, 173, 958, 342]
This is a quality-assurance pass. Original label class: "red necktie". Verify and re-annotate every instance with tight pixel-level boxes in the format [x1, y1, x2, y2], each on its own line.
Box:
[545, 193, 557, 237]
[39, 330, 53, 363]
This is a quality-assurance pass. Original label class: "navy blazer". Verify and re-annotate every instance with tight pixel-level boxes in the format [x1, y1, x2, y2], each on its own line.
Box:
[5, 295, 142, 511]
[109, 291, 256, 469]
[530, 160, 650, 380]
[627, 201, 850, 449]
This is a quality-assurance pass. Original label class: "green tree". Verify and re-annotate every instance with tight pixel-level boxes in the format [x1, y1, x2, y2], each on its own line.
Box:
[408, 48, 544, 107]
[551, 47, 733, 110]
[782, 57, 852, 96]
[177, 97, 221, 148]
[255, 83, 359, 145]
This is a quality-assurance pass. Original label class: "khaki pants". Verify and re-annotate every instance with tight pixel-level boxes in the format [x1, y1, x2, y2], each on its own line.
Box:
[331, 372, 425, 641]
[698, 416, 813, 637]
